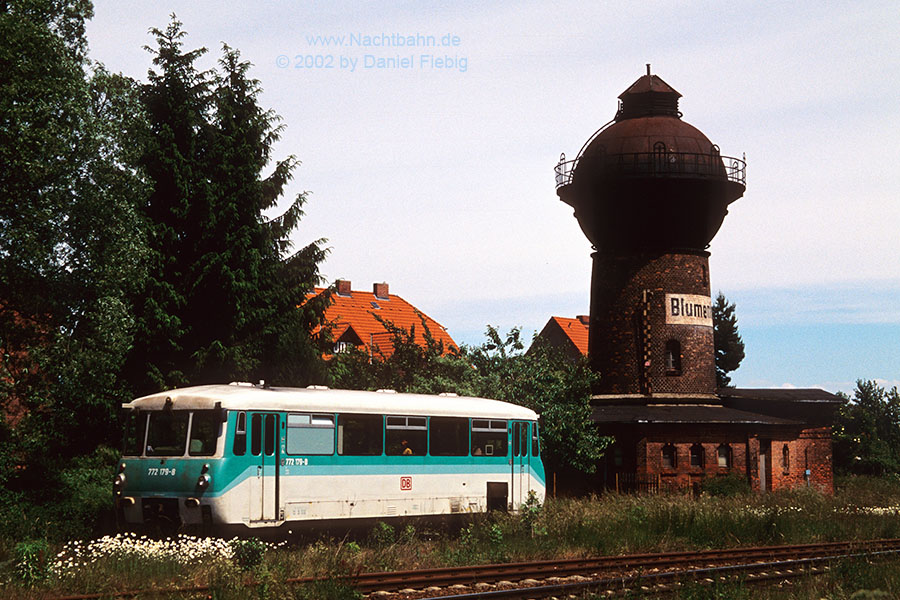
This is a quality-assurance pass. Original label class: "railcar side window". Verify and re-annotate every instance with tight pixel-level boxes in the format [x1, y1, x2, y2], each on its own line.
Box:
[429, 417, 469, 456]
[146, 411, 189, 456]
[124, 411, 148, 457]
[189, 411, 220, 456]
[337, 414, 383, 455]
[471, 419, 507, 457]
[287, 413, 335, 455]
[233, 412, 247, 456]
[251, 414, 262, 456]
[531, 422, 540, 457]
[385, 416, 427, 456]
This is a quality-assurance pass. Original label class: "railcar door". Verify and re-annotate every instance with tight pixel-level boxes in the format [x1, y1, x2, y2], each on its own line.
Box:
[510, 421, 530, 509]
[249, 413, 281, 521]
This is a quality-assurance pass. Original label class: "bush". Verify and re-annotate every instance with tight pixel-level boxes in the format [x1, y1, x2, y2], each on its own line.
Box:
[701, 472, 751, 497]
[0, 445, 119, 543]
[14, 539, 49, 585]
[368, 521, 395, 547]
[230, 538, 266, 571]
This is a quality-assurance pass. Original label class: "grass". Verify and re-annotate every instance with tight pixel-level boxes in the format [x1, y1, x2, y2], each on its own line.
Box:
[3, 475, 900, 599]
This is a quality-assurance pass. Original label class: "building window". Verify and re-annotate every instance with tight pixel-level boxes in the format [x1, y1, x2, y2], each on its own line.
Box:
[690, 443, 704, 468]
[665, 340, 682, 374]
[782, 444, 790, 472]
[717, 444, 732, 468]
[661, 443, 676, 469]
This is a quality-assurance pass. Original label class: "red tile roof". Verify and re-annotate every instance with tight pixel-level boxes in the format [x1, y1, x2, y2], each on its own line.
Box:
[536, 316, 590, 359]
[307, 281, 458, 359]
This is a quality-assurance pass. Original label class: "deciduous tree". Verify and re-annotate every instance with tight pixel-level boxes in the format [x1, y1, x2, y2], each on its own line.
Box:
[0, 0, 147, 461]
[833, 380, 900, 476]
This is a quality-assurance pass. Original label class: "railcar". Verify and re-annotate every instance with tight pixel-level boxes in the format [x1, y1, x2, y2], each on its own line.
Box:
[114, 383, 546, 535]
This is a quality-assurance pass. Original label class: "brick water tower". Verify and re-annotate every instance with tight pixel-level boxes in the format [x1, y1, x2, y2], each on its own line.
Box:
[555, 66, 746, 398]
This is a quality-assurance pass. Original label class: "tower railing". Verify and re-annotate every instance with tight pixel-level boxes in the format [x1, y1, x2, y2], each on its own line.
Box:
[555, 151, 746, 189]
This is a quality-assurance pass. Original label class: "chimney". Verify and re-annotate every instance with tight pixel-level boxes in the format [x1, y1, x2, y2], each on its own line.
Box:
[336, 279, 352, 296]
[577, 315, 590, 326]
[373, 282, 389, 300]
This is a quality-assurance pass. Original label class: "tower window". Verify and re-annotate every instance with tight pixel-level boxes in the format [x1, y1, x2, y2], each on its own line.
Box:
[665, 340, 682, 374]
[782, 444, 790, 471]
[717, 444, 732, 468]
[690, 443, 704, 468]
[661, 443, 676, 469]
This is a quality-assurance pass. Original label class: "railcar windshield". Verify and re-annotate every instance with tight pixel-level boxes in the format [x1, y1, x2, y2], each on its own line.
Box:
[146, 411, 189, 456]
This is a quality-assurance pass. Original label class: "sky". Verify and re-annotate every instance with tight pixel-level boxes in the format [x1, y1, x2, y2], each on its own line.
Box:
[84, 1, 900, 395]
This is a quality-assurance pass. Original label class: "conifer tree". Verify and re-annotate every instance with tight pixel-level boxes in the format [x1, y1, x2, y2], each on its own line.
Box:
[713, 291, 745, 388]
[123, 17, 212, 394]
[125, 20, 329, 394]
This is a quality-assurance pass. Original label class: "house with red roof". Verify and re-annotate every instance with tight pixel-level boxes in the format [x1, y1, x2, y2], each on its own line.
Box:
[535, 315, 590, 361]
[307, 280, 458, 360]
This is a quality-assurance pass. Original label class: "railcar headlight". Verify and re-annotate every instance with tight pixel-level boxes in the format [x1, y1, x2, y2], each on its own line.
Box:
[197, 473, 211, 490]
[113, 472, 126, 491]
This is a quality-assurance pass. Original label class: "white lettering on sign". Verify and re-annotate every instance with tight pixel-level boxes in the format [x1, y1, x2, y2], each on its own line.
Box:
[666, 294, 713, 327]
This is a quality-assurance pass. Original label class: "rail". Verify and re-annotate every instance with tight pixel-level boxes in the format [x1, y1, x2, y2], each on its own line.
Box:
[555, 150, 746, 189]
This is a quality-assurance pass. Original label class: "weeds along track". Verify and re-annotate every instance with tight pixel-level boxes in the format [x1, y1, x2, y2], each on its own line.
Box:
[46, 538, 900, 600]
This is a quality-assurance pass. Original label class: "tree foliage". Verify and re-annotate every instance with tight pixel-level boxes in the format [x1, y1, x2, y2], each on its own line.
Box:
[0, 0, 147, 462]
[712, 291, 745, 388]
[124, 18, 328, 395]
[833, 380, 900, 476]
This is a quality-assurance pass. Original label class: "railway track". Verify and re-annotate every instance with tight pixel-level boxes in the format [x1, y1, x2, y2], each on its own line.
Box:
[46, 538, 900, 600]
[334, 538, 900, 593]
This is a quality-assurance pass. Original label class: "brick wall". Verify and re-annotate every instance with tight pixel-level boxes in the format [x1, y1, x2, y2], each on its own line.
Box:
[589, 250, 715, 395]
[603, 424, 834, 494]
[766, 427, 834, 494]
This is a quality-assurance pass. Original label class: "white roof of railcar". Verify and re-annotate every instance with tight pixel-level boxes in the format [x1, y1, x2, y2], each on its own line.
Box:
[124, 384, 539, 420]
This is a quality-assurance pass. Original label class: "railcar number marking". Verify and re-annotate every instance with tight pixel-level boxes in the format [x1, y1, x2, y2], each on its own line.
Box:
[147, 468, 177, 476]
[283, 458, 308, 466]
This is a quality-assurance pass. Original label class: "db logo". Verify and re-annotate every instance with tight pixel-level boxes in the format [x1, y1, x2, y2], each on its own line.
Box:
[400, 476, 412, 491]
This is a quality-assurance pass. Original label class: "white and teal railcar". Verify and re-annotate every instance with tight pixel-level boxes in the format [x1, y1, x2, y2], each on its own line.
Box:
[114, 383, 546, 535]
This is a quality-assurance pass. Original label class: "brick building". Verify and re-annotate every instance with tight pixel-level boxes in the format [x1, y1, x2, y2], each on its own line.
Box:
[306, 280, 458, 360]
[552, 67, 840, 494]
